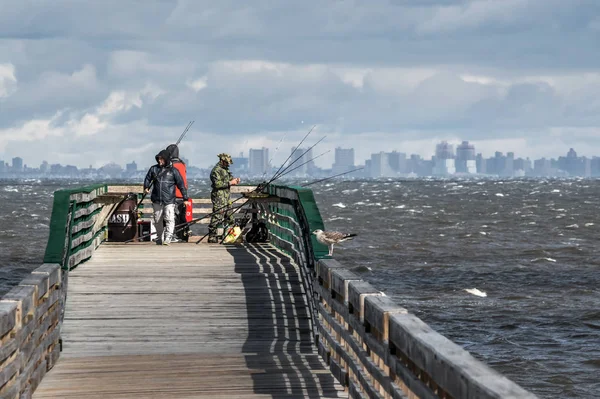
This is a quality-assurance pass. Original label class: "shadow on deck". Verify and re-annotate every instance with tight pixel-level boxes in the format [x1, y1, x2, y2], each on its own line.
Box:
[229, 244, 344, 398]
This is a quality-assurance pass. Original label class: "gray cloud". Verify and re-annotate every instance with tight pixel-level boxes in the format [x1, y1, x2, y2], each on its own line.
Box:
[1, 0, 600, 167]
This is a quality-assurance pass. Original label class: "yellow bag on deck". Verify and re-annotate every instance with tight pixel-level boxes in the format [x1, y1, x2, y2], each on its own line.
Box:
[223, 226, 242, 244]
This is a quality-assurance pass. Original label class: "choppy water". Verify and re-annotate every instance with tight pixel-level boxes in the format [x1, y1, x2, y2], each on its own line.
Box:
[1, 178, 598, 398]
[312, 179, 600, 398]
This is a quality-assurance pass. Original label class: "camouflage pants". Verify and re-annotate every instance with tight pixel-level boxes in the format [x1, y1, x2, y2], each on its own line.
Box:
[208, 190, 233, 237]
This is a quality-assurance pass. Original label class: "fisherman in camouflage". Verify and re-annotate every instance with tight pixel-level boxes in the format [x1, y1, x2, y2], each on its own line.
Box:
[208, 153, 241, 243]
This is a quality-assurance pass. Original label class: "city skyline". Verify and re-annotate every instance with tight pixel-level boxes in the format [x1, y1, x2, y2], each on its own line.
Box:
[2, 139, 600, 171]
[3, 141, 600, 179]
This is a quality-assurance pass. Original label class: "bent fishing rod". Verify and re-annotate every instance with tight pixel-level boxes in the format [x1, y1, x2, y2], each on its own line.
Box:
[133, 121, 195, 212]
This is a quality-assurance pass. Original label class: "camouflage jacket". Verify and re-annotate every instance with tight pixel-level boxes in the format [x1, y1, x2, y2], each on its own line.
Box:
[210, 163, 232, 192]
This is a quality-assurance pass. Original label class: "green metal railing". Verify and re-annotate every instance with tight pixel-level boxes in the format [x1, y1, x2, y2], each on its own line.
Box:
[43, 184, 108, 270]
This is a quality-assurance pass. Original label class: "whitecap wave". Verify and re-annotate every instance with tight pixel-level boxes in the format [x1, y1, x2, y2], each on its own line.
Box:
[465, 288, 487, 297]
[531, 257, 557, 263]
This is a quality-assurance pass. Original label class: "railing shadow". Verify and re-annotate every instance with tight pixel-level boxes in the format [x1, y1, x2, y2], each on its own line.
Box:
[228, 243, 343, 398]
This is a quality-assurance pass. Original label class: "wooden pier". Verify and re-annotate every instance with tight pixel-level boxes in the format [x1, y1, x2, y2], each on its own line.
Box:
[0, 184, 538, 399]
[33, 241, 346, 398]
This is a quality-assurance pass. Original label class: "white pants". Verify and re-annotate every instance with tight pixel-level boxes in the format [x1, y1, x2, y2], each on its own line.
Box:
[152, 203, 175, 242]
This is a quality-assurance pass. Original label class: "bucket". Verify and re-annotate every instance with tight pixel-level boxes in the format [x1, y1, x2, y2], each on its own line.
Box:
[107, 199, 138, 242]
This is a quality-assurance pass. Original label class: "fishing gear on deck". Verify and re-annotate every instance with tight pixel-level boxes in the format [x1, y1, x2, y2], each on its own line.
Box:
[127, 192, 250, 244]
[300, 167, 364, 187]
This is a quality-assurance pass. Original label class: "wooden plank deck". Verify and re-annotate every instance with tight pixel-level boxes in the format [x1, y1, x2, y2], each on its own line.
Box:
[34, 241, 346, 398]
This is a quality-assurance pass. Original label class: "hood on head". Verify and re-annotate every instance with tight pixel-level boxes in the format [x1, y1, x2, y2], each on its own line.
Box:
[155, 149, 171, 165]
[166, 144, 179, 159]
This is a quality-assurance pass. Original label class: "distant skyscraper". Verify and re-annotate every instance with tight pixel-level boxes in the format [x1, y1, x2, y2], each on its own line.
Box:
[289, 147, 314, 176]
[476, 153, 486, 174]
[248, 148, 269, 176]
[433, 141, 455, 176]
[455, 141, 476, 174]
[369, 152, 393, 178]
[387, 151, 407, 174]
[332, 147, 355, 174]
[500, 152, 515, 177]
[12, 157, 23, 172]
[534, 158, 552, 176]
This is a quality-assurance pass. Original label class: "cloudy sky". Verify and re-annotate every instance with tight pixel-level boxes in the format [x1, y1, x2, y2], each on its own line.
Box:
[1, 0, 599, 169]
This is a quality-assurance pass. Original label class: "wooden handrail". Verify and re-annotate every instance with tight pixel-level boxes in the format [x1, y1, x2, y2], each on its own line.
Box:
[264, 184, 538, 399]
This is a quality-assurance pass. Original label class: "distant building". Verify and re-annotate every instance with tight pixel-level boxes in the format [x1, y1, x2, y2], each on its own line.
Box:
[40, 161, 49, 173]
[433, 141, 455, 176]
[514, 158, 532, 175]
[289, 147, 314, 177]
[501, 152, 515, 177]
[369, 152, 394, 178]
[591, 157, 600, 176]
[12, 157, 23, 172]
[332, 147, 355, 175]
[99, 163, 122, 177]
[126, 161, 137, 173]
[231, 152, 248, 175]
[455, 141, 476, 174]
[476, 153, 486, 174]
[387, 151, 407, 174]
[534, 158, 552, 176]
[248, 148, 269, 176]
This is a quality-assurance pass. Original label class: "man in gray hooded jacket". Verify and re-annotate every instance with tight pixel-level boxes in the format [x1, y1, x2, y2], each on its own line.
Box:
[143, 149, 189, 245]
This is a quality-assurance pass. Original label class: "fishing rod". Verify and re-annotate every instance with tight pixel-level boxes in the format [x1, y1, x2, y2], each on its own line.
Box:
[133, 121, 194, 213]
[300, 167, 364, 187]
[270, 136, 326, 182]
[176, 120, 194, 146]
[270, 125, 316, 182]
[261, 133, 287, 181]
[270, 149, 331, 182]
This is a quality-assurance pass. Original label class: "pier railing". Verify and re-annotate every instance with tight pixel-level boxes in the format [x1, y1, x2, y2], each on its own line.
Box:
[0, 264, 63, 398]
[43, 184, 109, 270]
[42, 184, 254, 271]
[263, 184, 537, 399]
